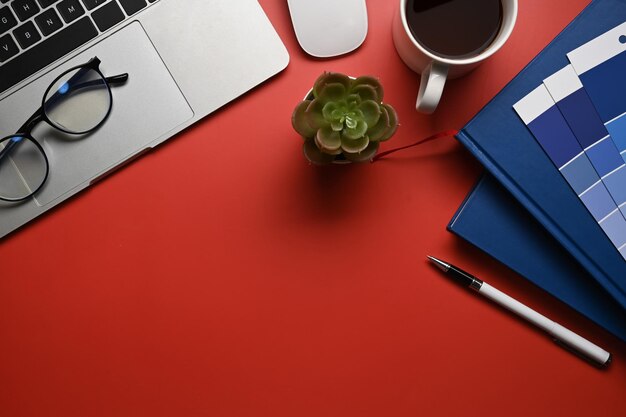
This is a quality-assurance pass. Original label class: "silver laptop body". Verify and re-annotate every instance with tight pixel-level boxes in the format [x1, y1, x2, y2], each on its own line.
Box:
[0, 0, 289, 238]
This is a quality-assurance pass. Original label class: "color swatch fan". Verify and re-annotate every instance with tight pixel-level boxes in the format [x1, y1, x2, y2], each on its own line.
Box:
[513, 21, 626, 261]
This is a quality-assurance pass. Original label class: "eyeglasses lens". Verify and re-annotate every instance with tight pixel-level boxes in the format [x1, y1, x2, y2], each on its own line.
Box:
[44, 67, 112, 134]
[0, 136, 48, 201]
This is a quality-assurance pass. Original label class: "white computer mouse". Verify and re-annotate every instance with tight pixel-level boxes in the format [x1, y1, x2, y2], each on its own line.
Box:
[287, 0, 368, 58]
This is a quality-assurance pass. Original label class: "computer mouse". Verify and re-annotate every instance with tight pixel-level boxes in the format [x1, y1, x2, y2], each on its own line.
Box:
[287, 0, 368, 58]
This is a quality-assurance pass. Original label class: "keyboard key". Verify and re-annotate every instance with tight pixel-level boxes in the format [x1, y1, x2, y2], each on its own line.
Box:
[56, 0, 84, 23]
[0, 33, 19, 62]
[81, 0, 107, 11]
[0, 17, 97, 93]
[0, 6, 17, 34]
[13, 20, 41, 48]
[12, 0, 40, 21]
[38, 0, 60, 8]
[34, 7, 62, 36]
[91, 0, 123, 32]
[118, 0, 146, 16]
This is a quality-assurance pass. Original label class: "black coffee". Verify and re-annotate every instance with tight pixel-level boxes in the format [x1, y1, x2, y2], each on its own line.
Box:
[406, 0, 503, 59]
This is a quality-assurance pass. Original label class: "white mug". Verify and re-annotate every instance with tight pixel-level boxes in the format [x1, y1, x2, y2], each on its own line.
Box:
[392, 0, 518, 113]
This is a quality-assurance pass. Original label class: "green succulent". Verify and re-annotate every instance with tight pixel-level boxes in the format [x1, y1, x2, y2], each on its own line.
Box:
[292, 72, 399, 164]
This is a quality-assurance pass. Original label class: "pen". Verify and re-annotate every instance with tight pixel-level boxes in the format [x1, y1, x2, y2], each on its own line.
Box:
[427, 256, 612, 367]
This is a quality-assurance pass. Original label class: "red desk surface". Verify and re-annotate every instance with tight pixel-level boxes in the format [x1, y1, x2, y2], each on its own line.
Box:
[1, 1, 625, 416]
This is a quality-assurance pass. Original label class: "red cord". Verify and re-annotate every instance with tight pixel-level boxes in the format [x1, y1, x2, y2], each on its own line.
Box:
[372, 129, 459, 162]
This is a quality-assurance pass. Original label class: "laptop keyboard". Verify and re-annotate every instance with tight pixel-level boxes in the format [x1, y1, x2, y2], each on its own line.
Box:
[0, 0, 158, 94]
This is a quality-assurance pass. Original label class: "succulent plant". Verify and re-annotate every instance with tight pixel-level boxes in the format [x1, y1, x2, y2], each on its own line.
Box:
[292, 72, 399, 164]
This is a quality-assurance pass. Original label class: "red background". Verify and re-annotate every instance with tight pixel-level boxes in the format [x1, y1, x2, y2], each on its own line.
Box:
[1, 1, 625, 416]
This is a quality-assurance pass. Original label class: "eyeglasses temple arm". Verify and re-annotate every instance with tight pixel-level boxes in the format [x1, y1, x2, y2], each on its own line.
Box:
[106, 73, 129, 85]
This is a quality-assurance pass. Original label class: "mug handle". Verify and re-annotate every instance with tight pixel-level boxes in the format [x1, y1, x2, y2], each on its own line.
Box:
[416, 61, 449, 114]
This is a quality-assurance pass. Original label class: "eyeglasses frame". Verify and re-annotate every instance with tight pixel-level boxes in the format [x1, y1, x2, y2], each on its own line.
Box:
[0, 57, 128, 202]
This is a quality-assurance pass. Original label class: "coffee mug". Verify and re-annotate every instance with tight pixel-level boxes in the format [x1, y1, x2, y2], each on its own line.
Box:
[393, 0, 518, 113]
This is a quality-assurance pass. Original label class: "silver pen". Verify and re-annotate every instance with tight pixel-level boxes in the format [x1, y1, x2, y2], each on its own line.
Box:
[428, 256, 612, 367]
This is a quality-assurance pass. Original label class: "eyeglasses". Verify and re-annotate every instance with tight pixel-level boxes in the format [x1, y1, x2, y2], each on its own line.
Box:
[0, 57, 128, 202]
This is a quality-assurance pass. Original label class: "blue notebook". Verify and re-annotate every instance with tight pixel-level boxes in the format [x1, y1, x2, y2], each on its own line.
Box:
[449, 175, 626, 341]
[454, 0, 626, 310]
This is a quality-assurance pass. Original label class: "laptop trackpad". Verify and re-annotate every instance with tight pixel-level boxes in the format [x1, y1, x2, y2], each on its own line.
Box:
[0, 22, 193, 206]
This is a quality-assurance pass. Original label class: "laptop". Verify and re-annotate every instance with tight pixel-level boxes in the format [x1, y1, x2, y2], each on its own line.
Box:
[0, 0, 289, 238]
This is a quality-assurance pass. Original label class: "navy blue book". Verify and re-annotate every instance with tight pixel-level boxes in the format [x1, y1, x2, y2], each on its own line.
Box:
[454, 0, 626, 310]
[449, 175, 626, 341]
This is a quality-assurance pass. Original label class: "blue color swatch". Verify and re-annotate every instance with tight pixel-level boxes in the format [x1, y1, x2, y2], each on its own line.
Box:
[560, 156, 600, 195]
[579, 183, 618, 221]
[526, 106, 582, 167]
[586, 137, 623, 176]
[557, 89, 609, 148]
[606, 115, 626, 159]
[578, 51, 626, 123]
[569, 26, 626, 162]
